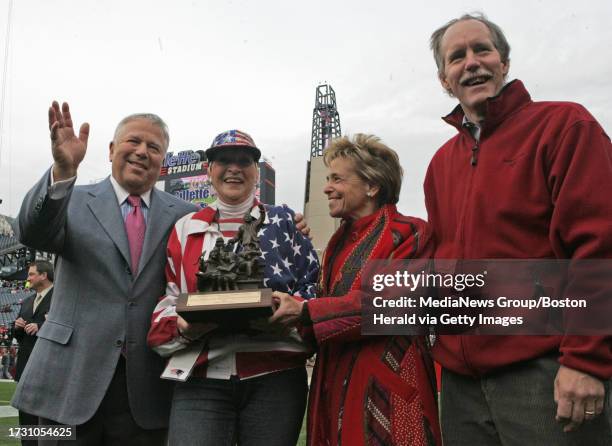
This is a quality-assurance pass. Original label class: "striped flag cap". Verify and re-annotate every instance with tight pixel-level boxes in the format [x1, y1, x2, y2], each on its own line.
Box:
[206, 129, 261, 162]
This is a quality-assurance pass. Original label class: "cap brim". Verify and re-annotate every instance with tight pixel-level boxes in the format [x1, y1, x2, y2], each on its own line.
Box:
[205, 145, 261, 163]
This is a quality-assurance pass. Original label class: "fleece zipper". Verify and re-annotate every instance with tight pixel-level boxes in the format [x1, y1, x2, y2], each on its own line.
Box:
[457, 128, 480, 375]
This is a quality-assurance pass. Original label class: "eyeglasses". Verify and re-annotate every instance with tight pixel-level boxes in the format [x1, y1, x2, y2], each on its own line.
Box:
[213, 154, 255, 167]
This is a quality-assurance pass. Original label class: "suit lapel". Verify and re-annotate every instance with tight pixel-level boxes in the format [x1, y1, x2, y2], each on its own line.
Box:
[87, 178, 132, 269]
[136, 189, 174, 279]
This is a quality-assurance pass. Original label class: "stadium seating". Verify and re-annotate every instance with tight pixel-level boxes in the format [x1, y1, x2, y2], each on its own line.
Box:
[0, 285, 32, 327]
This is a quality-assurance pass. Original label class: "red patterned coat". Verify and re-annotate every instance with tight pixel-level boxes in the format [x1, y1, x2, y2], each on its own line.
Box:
[304, 205, 441, 446]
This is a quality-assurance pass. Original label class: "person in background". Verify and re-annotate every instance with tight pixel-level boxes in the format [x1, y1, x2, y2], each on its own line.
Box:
[13, 260, 54, 446]
[0, 348, 10, 379]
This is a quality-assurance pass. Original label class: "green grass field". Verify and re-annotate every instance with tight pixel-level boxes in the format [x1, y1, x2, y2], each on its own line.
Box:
[0, 382, 21, 446]
[0, 382, 16, 406]
[297, 425, 307, 445]
[0, 381, 19, 446]
[0, 381, 305, 445]
[0, 418, 19, 446]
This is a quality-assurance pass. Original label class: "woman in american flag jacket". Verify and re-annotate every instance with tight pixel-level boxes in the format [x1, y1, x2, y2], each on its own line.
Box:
[147, 130, 319, 446]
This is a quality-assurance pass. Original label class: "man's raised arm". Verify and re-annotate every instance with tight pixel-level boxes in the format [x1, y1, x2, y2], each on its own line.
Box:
[18, 101, 89, 253]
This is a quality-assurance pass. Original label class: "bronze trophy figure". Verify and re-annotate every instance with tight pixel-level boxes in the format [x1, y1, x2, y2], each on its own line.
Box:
[177, 205, 272, 329]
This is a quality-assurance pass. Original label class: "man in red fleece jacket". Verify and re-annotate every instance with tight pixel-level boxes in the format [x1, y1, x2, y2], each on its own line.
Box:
[426, 12, 612, 445]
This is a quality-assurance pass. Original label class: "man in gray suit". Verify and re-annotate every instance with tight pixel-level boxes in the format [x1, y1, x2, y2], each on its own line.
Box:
[12, 101, 197, 445]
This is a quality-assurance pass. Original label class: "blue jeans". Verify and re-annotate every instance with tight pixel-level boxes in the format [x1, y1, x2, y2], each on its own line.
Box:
[168, 367, 308, 446]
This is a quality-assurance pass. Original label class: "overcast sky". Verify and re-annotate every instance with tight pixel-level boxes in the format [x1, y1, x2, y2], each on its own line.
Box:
[1, 0, 611, 220]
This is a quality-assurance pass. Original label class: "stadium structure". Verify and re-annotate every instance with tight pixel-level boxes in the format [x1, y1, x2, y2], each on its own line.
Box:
[0, 205, 36, 346]
[0, 205, 37, 280]
[303, 84, 342, 253]
[158, 150, 275, 207]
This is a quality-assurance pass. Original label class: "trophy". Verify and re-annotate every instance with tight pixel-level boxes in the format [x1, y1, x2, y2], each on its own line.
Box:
[176, 205, 273, 330]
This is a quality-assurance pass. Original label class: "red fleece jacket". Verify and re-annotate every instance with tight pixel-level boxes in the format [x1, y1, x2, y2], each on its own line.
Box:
[425, 80, 612, 380]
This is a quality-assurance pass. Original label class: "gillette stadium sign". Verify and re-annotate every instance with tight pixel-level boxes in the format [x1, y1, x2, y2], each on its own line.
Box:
[159, 150, 207, 180]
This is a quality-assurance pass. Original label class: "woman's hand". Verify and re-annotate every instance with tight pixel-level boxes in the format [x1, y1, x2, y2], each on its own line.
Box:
[293, 213, 312, 239]
[269, 291, 305, 327]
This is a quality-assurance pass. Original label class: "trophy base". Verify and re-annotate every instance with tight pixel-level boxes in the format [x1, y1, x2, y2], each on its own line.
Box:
[176, 288, 273, 330]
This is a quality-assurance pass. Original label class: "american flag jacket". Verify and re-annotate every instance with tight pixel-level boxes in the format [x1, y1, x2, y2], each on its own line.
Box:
[147, 202, 320, 381]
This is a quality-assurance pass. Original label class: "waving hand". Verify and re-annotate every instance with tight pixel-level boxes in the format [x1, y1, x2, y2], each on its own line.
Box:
[49, 101, 90, 181]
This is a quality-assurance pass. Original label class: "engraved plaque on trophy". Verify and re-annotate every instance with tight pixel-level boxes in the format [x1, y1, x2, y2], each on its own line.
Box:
[176, 205, 273, 329]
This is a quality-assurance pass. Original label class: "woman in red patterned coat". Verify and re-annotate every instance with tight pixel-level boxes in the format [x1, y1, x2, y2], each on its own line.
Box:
[271, 134, 441, 446]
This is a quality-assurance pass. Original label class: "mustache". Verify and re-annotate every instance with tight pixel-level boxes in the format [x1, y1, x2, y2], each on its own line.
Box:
[460, 71, 493, 85]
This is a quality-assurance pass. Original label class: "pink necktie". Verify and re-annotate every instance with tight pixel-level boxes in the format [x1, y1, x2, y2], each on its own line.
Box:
[126, 195, 145, 274]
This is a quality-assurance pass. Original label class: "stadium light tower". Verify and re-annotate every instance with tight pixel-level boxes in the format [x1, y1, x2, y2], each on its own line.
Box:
[310, 84, 342, 157]
[303, 84, 342, 253]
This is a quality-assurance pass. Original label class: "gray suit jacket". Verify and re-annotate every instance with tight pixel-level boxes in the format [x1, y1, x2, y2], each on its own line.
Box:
[12, 170, 197, 428]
